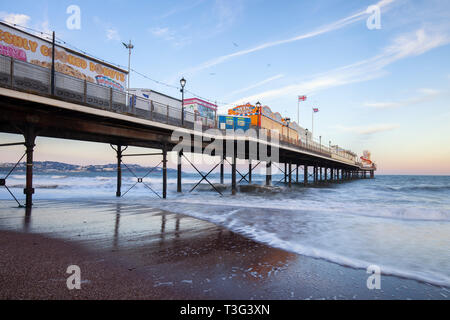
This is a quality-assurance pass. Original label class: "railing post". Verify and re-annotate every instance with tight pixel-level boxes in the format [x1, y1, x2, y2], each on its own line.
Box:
[10, 57, 14, 88]
[110, 88, 113, 111]
[166, 105, 169, 124]
[83, 80, 87, 104]
[150, 101, 154, 121]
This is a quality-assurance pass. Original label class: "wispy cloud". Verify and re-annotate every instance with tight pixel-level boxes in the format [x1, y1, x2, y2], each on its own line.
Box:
[106, 28, 121, 42]
[93, 17, 122, 42]
[149, 26, 191, 47]
[365, 88, 443, 109]
[335, 123, 400, 135]
[0, 12, 31, 27]
[227, 74, 284, 97]
[181, 0, 396, 76]
[158, 0, 206, 19]
[230, 27, 450, 105]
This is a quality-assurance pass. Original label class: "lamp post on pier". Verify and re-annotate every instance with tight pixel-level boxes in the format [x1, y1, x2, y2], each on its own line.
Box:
[180, 78, 186, 126]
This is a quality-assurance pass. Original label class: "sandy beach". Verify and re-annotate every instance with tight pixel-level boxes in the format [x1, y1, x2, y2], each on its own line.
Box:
[0, 199, 448, 300]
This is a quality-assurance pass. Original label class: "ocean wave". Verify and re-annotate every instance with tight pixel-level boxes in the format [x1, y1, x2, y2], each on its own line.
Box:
[7, 184, 63, 190]
[141, 201, 450, 288]
[168, 197, 450, 222]
[384, 185, 450, 193]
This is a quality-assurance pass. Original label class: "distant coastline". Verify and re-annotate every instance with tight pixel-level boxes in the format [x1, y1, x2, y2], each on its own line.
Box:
[0, 161, 177, 174]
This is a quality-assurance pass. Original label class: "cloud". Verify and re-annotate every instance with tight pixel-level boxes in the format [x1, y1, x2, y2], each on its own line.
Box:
[158, 0, 206, 19]
[149, 26, 191, 47]
[365, 87, 443, 109]
[106, 28, 121, 42]
[0, 12, 31, 27]
[335, 123, 400, 135]
[231, 27, 450, 105]
[227, 74, 284, 97]
[93, 16, 122, 42]
[181, 0, 396, 76]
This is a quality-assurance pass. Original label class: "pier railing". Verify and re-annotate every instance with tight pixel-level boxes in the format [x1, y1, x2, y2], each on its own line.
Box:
[0, 54, 359, 166]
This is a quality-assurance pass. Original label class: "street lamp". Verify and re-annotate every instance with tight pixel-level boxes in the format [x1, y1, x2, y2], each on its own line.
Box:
[305, 129, 309, 148]
[123, 40, 134, 105]
[285, 118, 291, 142]
[180, 78, 186, 126]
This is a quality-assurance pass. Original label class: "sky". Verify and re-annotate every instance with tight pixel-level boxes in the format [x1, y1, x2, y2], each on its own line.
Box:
[0, 0, 449, 175]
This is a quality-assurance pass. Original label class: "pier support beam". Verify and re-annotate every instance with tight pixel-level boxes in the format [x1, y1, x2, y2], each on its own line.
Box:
[115, 145, 124, 197]
[313, 166, 318, 184]
[248, 160, 252, 184]
[220, 156, 225, 184]
[370, 170, 374, 179]
[163, 147, 167, 199]
[331, 168, 334, 181]
[24, 127, 36, 209]
[177, 151, 182, 193]
[232, 153, 237, 195]
[324, 168, 328, 182]
[304, 165, 308, 186]
[296, 164, 299, 183]
[288, 162, 292, 188]
[284, 163, 287, 184]
[266, 161, 272, 186]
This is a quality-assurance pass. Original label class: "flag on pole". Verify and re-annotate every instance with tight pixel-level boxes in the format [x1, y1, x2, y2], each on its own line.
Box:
[299, 95, 307, 101]
[313, 108, 319, 113]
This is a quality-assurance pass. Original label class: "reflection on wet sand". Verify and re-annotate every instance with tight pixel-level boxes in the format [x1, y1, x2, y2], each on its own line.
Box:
[2, 199, 446, 299]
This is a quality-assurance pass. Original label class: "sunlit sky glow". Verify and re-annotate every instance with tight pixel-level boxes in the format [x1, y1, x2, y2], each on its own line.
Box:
[1, 0, 449, 175]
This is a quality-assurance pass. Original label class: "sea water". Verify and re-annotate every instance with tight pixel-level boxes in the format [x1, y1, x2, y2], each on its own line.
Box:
[1, 171, 449, 288]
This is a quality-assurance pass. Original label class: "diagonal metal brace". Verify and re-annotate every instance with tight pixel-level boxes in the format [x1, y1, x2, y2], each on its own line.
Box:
[238, 161, 261, 184]
[121, 161, 162, 198]
[275, 165, 297, 186]
[182, 154, 223, 196]
[224, 158, 249, 184]
[0, 151, 26, 207]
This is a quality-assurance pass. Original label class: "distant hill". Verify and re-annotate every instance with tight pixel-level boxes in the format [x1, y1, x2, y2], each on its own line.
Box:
[0, 161, 177, 174]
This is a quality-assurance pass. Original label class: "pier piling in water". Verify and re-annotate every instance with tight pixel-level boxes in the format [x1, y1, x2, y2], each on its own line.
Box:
[24, 127, 36, 209]
[266, 161, 272, 186]
[177, 151, 182, 193]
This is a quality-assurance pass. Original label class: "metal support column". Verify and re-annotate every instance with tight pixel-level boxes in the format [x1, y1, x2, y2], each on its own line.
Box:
[266, 161, 272, 186]
[304, 165, 308, 186]
[314, 166, 318, 184]
[232, 152, 237, 195]
[296, 164, 299, 183]
[288, 163, 292, 188]
[220, 156, 225, 184]
[177, 151, 182, 193]
[24, 127, 36, 208]
[284, 163, 287, 183]
[324, 168, 328, 182]
[248, 160, 252, 184]
[116, 145, 123, 197]
[162, 147, 167, 199]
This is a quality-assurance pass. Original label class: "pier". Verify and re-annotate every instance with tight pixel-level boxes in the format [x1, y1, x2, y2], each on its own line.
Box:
[0, 55, 375, 208]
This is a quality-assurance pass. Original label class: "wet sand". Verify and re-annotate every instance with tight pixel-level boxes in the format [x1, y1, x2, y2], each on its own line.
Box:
[0, 200, 448, 300]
